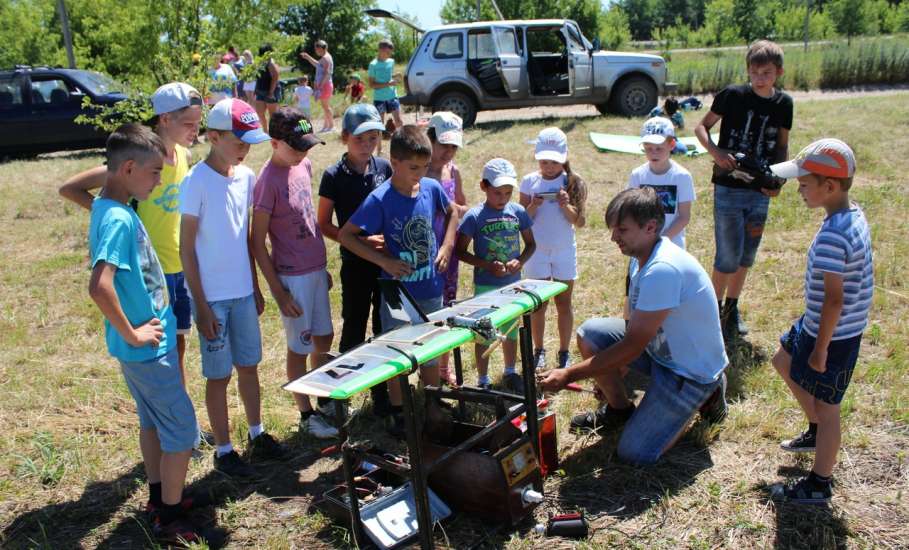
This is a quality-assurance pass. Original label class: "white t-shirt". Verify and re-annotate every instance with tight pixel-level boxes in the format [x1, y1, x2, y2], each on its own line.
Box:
[627, 160, 695, 249]
[294, 85, 313, 110]
[519, 171, 575, 250]
[629, 238, 728, 384]
[180, 162, 256, 302]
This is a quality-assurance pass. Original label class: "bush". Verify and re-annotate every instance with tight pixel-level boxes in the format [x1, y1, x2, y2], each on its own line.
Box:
[774, 6, 836, 42]
[600, 6, 632, 51]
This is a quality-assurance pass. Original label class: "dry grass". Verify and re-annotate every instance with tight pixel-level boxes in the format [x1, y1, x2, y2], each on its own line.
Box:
[1, 93, 908, 549]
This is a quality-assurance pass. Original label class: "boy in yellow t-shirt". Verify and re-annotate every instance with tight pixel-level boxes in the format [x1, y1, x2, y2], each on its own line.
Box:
[60, 83, 203, 382]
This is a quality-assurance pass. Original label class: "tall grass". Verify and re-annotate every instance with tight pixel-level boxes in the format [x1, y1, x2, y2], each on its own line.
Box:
[668, 36, 909, 94]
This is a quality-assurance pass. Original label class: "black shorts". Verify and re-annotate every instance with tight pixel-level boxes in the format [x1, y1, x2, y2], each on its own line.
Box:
[780, 315, 862, 405]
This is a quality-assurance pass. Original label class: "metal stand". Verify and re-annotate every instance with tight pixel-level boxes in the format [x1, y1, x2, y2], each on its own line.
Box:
[335, 312, 541, 549]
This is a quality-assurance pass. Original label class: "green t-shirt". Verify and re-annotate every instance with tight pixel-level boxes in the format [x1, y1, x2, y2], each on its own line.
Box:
[368, 58, 397, 102]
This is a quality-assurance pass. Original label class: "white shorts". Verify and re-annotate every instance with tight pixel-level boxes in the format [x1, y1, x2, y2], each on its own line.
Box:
[523, 244, 577, 281]
[243, 81, 256, 92]
[279, 270, 334, 355]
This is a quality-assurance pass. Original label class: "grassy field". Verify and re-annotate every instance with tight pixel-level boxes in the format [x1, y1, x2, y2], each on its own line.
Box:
[1, 93, 907, 549]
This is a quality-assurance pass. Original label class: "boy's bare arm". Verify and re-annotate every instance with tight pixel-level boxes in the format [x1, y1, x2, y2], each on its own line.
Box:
[516, 228, 537, 267]
[316, 197, 340, 242]
[251, 210, 302, 318]
[246, 217, 264, 315]
[59, 165, 106, 210]
[89, 262, 163, 348]
[663, 201, 692, 239]
[809, 272, 845, 373]
[339, 221, 411, 277]
[179, 214, 218, 339]
[695, 111, 736, 170]
[454, 232, 487, 269]
[435, 205, 460, 272]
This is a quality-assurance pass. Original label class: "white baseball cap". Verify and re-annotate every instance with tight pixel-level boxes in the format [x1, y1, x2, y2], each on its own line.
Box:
[482, 158, 517, 187]
[770, 138, 856, 179]
[534, 127, 568, 163]
[151, 82, 202, 115]
[640, 116, 675, 144]
[428, 111, 463, 148]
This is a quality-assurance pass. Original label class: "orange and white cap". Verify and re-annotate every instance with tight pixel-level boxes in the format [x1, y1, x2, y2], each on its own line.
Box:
[770, 138, 856, 179]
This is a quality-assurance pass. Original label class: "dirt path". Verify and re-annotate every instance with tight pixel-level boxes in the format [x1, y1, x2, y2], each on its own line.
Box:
[472, 84, 909, 124]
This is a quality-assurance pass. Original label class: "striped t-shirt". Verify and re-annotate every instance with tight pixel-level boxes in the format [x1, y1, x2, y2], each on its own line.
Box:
[803, 204, 873, 340]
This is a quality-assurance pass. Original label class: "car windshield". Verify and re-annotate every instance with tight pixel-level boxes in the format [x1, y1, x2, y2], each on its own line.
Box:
[74, 71, 122, 95]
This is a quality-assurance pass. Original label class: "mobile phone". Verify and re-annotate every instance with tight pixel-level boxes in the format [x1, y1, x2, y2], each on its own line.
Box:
[536, 192, 559, 200]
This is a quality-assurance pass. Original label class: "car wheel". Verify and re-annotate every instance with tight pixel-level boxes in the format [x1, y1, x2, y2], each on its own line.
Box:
[433, 91, 477, 127]
[608, 76, 657, 117]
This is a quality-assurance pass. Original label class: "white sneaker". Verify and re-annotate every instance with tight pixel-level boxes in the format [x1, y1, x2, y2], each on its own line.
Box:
[300, 412, 339, 439]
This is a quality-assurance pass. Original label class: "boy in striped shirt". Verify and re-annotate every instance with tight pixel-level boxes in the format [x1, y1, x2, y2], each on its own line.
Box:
[768, 139, 873, 504]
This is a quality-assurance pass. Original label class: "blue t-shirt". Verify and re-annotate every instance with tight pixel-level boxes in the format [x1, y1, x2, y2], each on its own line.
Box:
[804, 204, 873, 340]
[368, 58, 397, 101]
[628, 237, 727, 384]
[458, 202, 532, 287]
[89, 198, 175, 362]
[349, 178, 450, 299]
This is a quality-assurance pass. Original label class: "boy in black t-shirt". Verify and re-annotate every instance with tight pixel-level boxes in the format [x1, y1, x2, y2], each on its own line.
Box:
[316, 104, 393, 413]
[695, 40, 792, 340]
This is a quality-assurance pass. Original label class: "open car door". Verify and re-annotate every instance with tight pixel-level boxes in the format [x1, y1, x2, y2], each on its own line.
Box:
[491, 25, 526, 99]
[562, 22, 591, 96]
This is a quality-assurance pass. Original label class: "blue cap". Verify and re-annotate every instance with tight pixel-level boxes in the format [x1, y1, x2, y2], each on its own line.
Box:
[342, 103, 386, 135]
[481, 158, 517, 187]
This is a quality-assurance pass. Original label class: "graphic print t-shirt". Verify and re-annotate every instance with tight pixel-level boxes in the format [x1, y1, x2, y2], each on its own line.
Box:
[627, 160, 696, 249]
[458, 202, 532, 287]
[136, 144, 189, 274]
[254, 158, 327, 275]
[349, 178, 450, 300]
[710, 84, 793, 190]
[90, 198, 174, 362]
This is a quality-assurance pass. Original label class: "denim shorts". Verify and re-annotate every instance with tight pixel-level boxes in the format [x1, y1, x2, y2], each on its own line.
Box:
[193, 293, 262, 379]
[780, 316, 862, 405]
[713, 185, 770, 273]
[165, 272, 192, 334]
[374, 98, 400, 115]
[119, 347, 199, 452]
[577, 317, 725, 464]
[279, 271, 334, 355]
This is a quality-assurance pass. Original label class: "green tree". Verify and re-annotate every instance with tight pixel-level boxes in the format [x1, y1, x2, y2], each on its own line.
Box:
[732, 0, 778, 42]
[698, 0, 741, 45]
[0, 0, 63, 69]
[440, 0, 604, 37]
[774, 4, 836, 41]
[827, 0, 872, 43]
[600, 6, 633, 49]
[618, 0, 657, 40]
[277, 0, 375, 74]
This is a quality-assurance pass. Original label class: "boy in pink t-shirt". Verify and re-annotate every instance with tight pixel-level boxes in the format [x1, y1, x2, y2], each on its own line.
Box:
[251, 107, 337, 439]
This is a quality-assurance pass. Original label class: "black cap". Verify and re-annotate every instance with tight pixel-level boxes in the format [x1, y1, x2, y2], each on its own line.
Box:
[269, 107, 325, 152]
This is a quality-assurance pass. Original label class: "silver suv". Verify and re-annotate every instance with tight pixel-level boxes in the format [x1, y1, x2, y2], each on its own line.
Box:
[396, 19, 675, 125]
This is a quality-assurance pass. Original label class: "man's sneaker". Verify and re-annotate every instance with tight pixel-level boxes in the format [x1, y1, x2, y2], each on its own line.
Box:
[386, 412, 406, 439]
[502, 372, 524, 395]
[699, 372, 728, 424]
[780, 430, 817, 453]
[771, 476, 832, 505]
[570, 403, 636, 433]
[533, 348, 547, 370]
[247, 432, 288, 461]
[152, 517, 203, 546]
[557, 350, 570, 369]
[213, 450, 256, 478]
[300, 412, 339, 440]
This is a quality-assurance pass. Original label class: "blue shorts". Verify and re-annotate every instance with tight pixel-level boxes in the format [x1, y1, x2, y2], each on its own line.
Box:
[119, 347, 199, 452]
[165, 272, 192, 334]
[577, 317, 725, 464]
[780, 316, 862, 405]
[713, 185, 770, 273]
[193, 294, 262, 379]
[374, 98, 400, 115]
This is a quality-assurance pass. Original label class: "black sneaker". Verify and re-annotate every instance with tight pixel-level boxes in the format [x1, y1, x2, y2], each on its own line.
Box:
[533, 348, 547, 370]
[145, 491, 212, 519]
[771, 476, 832, 505]
[557, 350, 571, 369]
[570, 403, 636, 432]
[247, 432, 288, 462]
[722, 301, 749, 338]
[198, 430, 216, 447]
[780, 430, 817, 453]
[213, 450, 256, 478]
[386, 412, 406, 439]
[699, 372, 728, 424]
[152, 516, 203, 546]
[502, 372, 524, 395]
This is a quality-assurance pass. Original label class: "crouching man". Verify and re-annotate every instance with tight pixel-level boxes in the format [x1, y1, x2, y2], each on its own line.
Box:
[538, 187, 728, 464]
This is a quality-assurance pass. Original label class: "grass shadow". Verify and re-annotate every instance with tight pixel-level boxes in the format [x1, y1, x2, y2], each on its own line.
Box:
[724, 336, 769, 401]
[470, 114, 592, 140]
[756, 480, 850, 550]
[1, 462, 145, 549]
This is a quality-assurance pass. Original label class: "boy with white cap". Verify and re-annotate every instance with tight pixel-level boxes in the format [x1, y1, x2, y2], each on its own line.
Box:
[456, 158, 535, 393]
[180, 98, 287, 478]
[626, 117, 695, 249]
[768, 138, 873, 504]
